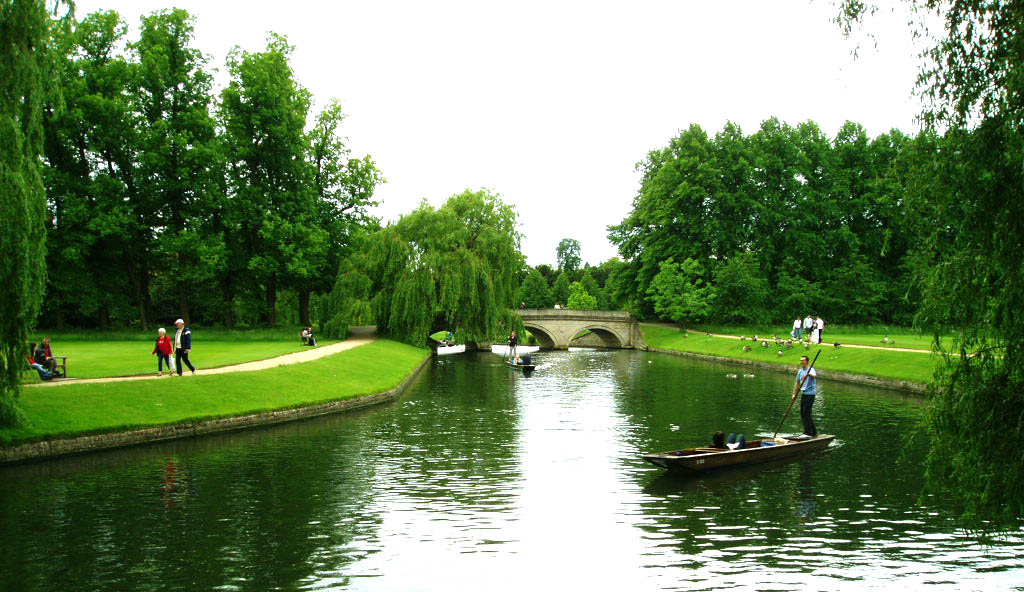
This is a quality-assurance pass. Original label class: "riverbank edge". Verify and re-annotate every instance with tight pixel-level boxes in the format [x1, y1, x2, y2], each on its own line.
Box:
[0, 352, 433, 465]
[647, 347, 928, 394]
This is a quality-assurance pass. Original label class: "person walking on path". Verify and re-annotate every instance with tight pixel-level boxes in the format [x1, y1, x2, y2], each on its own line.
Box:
[153, 328, 173, 376]
[792, 318, 802, 340]
[794, 355, 818, 437]
[173, 319, 195, 376]
[802, 314, 814, 342]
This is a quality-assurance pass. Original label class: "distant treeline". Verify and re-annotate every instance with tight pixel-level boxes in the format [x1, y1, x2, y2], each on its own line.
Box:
[39, 8, 381, 330]
[595, 118, 938, 326]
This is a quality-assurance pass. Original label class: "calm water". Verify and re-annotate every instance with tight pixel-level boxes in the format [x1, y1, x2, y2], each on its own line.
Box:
[1, 349, 1022, 591]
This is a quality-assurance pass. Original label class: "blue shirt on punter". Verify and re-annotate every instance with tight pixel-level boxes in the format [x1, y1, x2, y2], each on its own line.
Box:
[797, 367, 817, 395]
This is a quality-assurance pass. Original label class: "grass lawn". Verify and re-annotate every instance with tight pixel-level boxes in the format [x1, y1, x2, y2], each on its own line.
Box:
[26, 329, 338, 380]
[692, 323, 948, 351]
[2, 339, 428, 446]
[643, 324, 941, 385]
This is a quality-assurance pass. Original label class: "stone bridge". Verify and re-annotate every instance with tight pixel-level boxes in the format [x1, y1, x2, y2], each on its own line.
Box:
[515, 309, 644, 350]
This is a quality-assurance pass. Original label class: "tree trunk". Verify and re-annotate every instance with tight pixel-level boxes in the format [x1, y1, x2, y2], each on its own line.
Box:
[222, 275, 235, 329]
[299, 288, 311, 326]
[178, 282, 190, 326]
[264, 280, 277, 326]
[177, 252, 190, 325]
[55, 307, 65, 331]
[98, 304, 109, 331]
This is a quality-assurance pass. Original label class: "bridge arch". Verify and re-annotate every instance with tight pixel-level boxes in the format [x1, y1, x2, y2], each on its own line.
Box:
[521, 324, 557, 350]
[569, 325, 625, 348]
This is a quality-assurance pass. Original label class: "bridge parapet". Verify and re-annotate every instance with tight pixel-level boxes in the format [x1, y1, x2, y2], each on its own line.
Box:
[514, 309, 643, 350]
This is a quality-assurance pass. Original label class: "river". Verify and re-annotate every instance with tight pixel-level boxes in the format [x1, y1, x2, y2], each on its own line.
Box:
[1, 349, 1021, 591]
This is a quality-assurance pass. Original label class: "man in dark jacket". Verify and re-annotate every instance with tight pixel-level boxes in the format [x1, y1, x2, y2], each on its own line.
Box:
[34, 338, 57, 373]
[173, 319, 196, 376]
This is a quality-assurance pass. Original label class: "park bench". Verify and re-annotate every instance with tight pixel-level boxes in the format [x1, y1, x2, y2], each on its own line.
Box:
[22, 355, 68, 380]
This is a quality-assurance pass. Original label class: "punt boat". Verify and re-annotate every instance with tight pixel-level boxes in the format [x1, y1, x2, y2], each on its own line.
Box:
[643, 434, 835, 472]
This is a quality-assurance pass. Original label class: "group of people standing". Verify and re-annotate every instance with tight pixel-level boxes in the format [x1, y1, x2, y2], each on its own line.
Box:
[152, 319, 195, 376]
[792, 314, 825, 344]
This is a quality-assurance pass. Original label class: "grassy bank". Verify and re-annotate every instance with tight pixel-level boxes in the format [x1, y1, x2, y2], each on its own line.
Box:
[642, 324, 940, 385]
[26, 329, 336, 380]
[691, 323, 947, 350]
[2, 339, 427, 446]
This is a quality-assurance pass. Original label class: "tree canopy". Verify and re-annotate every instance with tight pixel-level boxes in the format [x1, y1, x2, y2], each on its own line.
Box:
[363, 189, 524, 345]
[556, 238, 581, 275]
[841, 0, 1024, 529]
[608, 118, 914, 324]
[34, 9, 380, 330]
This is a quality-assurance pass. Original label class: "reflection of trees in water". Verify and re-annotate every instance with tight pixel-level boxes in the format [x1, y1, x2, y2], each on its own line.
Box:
[366, 353, 523, 512]
[0, 411, 385, 591]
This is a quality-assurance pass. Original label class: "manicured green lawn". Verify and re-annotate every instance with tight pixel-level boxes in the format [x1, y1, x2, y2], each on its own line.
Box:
[2, 339, 428, 446]
[25, 330, 337, 380]
[692, 323, 947, 351]
[643, 324, 941, 385]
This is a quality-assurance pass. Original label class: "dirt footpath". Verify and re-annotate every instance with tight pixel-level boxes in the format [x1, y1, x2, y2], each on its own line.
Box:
[26, 336, 376, 388]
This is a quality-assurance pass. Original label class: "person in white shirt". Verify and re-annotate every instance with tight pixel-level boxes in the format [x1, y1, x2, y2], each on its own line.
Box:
[815, 316, 825, 344]
[792, 318, 802, 340]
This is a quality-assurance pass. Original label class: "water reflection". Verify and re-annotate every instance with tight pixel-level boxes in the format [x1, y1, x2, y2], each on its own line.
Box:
[1, 349, 1022, 591]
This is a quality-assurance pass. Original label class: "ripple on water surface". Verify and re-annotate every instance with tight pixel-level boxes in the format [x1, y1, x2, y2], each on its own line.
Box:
[1, 349, 1023, 591]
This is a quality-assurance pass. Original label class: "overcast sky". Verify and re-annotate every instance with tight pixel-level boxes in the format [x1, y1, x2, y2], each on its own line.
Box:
[75, 0, 926, 266]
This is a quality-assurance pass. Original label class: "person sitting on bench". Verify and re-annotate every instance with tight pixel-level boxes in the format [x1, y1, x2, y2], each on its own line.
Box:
[27, 344, 57, 380]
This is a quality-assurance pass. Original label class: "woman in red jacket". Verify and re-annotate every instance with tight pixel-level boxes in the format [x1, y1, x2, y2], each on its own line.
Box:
[153, 328, 173, 376]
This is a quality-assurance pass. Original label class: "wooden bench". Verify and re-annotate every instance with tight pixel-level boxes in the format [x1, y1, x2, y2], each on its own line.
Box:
[52, 356, 67, 378]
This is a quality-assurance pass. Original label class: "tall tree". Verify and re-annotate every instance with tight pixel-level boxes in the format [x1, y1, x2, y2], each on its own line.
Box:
[555, 238, 582, 275]
[220, 33, 314, 325]
[517, 269, 552, 309]
[130, 8, 223, 326]
[304, 98, 383, 326]
[42, 10, 146, 329]
[1, 0, 69, 425]
[550, 271, 570, 307]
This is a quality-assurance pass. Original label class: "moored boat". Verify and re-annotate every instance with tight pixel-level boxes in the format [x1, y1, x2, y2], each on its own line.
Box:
[643, 434, 835, 472]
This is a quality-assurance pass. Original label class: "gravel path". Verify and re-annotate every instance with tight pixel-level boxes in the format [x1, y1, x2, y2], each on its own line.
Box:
[26, 336, 376, 388]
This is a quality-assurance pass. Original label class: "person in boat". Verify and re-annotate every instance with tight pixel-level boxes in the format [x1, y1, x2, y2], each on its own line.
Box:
[795, 355, 818, 437]
[727, 433, 746, 449]
[522, 352, 532, 366]
[508, 331, 518, 357]
[513, 355, 522, 365]
[712, 431, 727, 449]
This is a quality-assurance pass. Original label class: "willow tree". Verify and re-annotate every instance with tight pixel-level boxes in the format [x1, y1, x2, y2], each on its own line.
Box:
[366, 189, 524, 345]
[841, 1, 1024, 529]
[0, 0, 67, 425]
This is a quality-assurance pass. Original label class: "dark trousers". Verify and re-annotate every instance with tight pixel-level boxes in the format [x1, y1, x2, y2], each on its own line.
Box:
[800, 394, 817, 436]
[157, 353, 169, 372]
[175, 348, 195, 375]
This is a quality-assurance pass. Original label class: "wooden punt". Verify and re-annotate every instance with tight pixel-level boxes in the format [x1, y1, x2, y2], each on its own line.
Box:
[506, 361, 536, 371]
[642, 434, 835, 472]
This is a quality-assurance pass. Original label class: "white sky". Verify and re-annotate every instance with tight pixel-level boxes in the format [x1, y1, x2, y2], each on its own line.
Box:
[75, 0, 927, 266]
